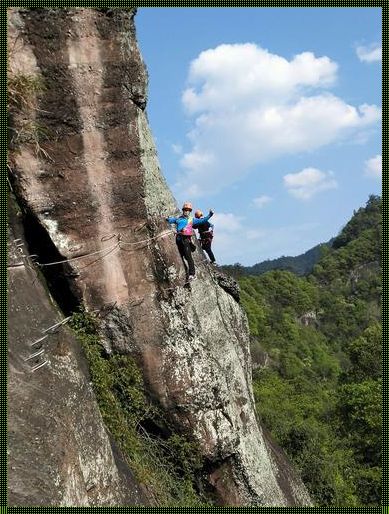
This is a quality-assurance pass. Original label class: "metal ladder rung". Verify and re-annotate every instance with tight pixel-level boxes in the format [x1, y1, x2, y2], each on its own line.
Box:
[30, 360, 49, 372]
[29, 334, 49, 347]
[24, 348, 45, 361]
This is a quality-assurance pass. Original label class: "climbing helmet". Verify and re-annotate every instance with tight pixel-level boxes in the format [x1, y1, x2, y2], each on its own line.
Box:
[182, 202, 193, 211]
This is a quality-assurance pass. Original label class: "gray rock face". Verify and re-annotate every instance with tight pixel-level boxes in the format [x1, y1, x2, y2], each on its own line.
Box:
[209, 266, 241, 302]
[8, 8, 311, 506]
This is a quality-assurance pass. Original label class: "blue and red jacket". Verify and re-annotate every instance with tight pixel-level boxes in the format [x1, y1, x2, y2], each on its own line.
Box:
[166, 212, 213, 240]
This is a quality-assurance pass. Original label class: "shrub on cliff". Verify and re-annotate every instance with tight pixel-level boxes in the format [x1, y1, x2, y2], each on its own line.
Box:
[70, 309, 209, 507]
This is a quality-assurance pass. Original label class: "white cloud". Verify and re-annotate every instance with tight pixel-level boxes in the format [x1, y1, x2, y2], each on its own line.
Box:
[209, 212, 320, 264]
[212, 212, 266, 239]
[246, 229, 267, 240]
[253, 195, 272, 208]
[365, 154, 382, 179]
[208, 212, 244, 263]
[211, 212, 244, 233]
[356, 43, 382, 63]
[175, 43, 381, 198]
[172, 143, 183, 155]
[284, 167, 338, 200]
[182, 44, 338, 114]
[207, 213, 267, 265]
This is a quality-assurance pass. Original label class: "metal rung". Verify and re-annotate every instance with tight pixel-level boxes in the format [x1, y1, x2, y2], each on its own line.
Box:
[42, 316, 71, 333]
[24, 348, 45, 361]
[29, 334, 49, 347]
[8, 263, 25, 269]
[30, 360, 49, 372]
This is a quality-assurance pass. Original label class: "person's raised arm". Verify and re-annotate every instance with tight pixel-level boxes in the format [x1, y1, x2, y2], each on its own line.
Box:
[193, 209, 214, 226]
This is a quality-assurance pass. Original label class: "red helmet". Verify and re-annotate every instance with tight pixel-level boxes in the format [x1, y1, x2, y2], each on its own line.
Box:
[182, 202, 192, 211]
[195, 210, 203, 218]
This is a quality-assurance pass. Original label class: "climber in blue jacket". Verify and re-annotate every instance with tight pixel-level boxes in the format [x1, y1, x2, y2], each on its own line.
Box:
[166, 201, 214, 281]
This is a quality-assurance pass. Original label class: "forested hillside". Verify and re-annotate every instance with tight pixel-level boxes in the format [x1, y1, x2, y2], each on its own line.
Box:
[239, 195, 381, 506]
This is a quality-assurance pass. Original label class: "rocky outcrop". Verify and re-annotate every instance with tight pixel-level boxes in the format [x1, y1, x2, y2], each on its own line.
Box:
[210, 266, 241, 303]
[8, 8, 311, 506]
[298, 311, 318, 327]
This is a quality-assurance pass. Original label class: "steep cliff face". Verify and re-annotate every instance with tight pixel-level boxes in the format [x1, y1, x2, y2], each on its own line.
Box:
[8, 8, 311, 506]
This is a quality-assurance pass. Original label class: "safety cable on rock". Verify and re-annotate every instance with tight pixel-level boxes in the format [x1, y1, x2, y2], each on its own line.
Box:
[37, 241, 119, 268]
[100, 233, 117, 242]
[119, 229, 174, 247]
[77, 243, 121, 271]
[17, 230, 175, 270]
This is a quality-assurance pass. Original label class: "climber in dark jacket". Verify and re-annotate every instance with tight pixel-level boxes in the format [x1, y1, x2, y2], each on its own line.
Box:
[166, 202, 214, 281]
[194, 209, 216, 264]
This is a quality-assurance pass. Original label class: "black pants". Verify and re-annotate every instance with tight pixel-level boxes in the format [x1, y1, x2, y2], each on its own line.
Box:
[201, 238, 215, 263]
[176, 236, 195, 276]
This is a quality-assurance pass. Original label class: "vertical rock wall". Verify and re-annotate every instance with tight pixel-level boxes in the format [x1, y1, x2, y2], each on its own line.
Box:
[8, 8, 311, 506]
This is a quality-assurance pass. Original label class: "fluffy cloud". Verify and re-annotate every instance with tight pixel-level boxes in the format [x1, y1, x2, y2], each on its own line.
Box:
[253, 195, 272, 208]
[183, 44, 338, 113]
[284, 167, 338, 200]
[356, 44, 382, 63]
[365, 154, 382, 179]
[175, 43, 380, 198]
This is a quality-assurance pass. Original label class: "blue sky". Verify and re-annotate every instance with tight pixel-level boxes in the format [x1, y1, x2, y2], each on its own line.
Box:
[136, 8, 382, 266]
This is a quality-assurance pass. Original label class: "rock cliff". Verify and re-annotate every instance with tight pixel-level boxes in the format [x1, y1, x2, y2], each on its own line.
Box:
[8, 195, 147, 506]
[8, 8, 312, 506]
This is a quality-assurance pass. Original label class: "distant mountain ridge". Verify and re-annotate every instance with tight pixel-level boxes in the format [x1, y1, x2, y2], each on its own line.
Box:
[221, 239, 334, 277]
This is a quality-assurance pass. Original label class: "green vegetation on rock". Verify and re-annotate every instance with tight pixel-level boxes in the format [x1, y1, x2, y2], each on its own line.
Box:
[8, 73, 45, 110]
[8, 71, 50, 160]
[69, 309, 209, 507]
